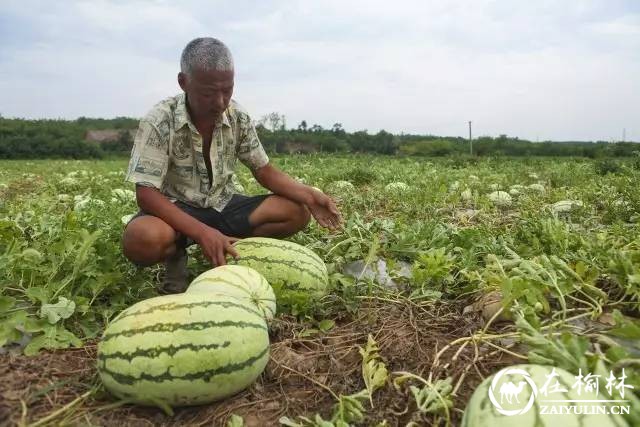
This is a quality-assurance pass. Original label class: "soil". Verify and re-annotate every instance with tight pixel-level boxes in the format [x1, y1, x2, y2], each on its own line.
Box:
[0, 298, 518, 426]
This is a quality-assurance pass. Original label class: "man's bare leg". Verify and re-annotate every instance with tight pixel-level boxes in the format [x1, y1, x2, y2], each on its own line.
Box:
[122, 195, 310, 265]
[122, 216, 180, 266]
[248, 195, 311, 237]
[121, 216, 190, 293]
[121, 195, 310, 292]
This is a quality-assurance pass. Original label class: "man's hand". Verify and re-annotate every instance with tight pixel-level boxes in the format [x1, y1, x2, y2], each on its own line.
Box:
[195, 225, 239, 266]
[307, 188, 343, 230]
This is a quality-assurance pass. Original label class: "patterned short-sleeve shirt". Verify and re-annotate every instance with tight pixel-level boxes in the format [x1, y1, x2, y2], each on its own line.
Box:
[125, 93, 269, 211]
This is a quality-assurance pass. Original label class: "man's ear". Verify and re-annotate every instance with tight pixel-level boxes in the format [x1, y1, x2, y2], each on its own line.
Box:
[177, 72, 187, 91]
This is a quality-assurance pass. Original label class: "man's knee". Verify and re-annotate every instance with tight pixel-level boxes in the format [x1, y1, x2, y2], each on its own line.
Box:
[293, 203, 311, 231]
[281, 202, 310, 235]
[122, 217, 177, 266]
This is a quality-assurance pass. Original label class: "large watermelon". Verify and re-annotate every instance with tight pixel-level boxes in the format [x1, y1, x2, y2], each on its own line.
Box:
[462, 364, 629, 427]
[186, 265, 276, 320]
[97, 293, 269, 407]
[228, 237, 328, 309]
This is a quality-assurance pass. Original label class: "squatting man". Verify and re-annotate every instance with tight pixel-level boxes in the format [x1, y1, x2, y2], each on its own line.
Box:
[121, 37, 342, 293]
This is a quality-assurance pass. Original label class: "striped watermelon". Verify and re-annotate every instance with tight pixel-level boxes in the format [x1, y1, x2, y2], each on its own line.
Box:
[228, 237, 328, 310]
[187, 265, 276, 320]
[462, 364, 629, 427]
[97, 293, 269, 407]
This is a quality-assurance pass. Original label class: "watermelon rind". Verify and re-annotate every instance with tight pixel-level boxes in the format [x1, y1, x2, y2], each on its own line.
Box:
[97, 293, 270, 407]
[228, 237, 329, 310]
[186, 265, 276, 321]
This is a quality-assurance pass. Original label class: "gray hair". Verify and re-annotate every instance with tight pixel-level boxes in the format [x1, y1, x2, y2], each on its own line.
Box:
[180, 37, 234, 75]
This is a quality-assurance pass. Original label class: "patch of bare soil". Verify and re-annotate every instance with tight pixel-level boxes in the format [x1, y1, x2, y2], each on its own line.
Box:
[0, 298, 517, 426]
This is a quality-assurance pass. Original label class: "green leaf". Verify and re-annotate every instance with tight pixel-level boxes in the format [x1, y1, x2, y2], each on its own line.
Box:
[318, 319, 335, 332]
[609, 310, 640, 339]
[26, 287, 49, 304]
[40, 296, 75, 324]
[605, 345, 629, 363]
[516, 315, 587, 372]
[226, 414, 245, 427]
[24, 317, 52, 333]
[24, 335, 50, 356]
[0, 219, 22, 240]
[77, 312, 100, 339]
[332, 390, 368, 424]
[74, 296, 91, 315]
[279, 415, 330, 427]
[0, 296, 16, 313]
[0, 323, 22, 347]
[23, 325, 82, 355]
[358, 334, 388, 407]
[21, 248, 43, 262]
[409, 378, 453, 414]
[299, 328, 319, 338]
[278, 417, 302, 427]
[279, 416, 315, 427]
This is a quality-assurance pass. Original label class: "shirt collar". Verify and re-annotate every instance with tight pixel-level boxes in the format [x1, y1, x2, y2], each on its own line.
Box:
[174, 92, 231, 132]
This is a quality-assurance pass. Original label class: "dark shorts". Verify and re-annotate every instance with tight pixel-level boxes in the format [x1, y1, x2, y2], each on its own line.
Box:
[129, 193, 271, 245]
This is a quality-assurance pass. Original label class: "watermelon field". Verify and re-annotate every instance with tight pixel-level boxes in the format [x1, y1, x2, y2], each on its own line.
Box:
[2, 154, 640, 426]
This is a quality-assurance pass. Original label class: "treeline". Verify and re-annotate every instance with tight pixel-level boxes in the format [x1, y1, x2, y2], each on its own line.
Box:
[258, 127, 640, 158]
[0, 116, 637, 159]
[395, 134, 640, 158]
[0, 117, 138, 159]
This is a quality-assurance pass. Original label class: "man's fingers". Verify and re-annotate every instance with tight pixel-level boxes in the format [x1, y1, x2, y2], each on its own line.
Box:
[322, 198, 342, 225]
[226, 242, 239, 259]
[206, 250, 216, 266]
[325, 217, 336, 230]
[309, 204, 343, 230]
[317, 216, 329, 228]
[216, 247, 226, 267]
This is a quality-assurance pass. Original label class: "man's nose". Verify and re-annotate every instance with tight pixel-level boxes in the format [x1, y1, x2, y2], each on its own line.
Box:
[213, 94, 226, 111]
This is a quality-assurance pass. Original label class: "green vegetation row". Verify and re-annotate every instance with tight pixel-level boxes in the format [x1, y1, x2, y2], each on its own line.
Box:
[1, 116, 638, 159]
[2, 156, 640, 424]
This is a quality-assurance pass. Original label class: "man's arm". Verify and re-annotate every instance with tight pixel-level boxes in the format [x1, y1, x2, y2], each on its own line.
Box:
[253, 163, 342, 230]
[252, 163, 314, 205]
[233, 104, 341, 229]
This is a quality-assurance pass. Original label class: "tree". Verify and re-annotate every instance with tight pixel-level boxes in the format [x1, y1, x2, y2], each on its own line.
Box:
[297, 120, 308, 132]
[259, 112, 287, 132]
[331, 123, 345, 135]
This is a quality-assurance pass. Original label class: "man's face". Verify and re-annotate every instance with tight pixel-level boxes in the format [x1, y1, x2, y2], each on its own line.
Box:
[178, 68, 234, 122]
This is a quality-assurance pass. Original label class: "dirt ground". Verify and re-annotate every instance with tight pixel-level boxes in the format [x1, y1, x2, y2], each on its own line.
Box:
[0, 298, 517, 426]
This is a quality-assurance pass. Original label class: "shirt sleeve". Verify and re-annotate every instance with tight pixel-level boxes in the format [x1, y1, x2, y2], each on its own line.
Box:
[124, 120, 169, 190]
[236, 112, 269, 171]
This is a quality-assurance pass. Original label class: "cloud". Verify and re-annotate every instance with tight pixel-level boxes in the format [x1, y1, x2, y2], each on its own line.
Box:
[0, 0, 638, 141]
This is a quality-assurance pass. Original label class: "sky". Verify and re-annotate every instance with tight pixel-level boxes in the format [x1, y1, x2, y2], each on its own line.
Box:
[0, 0, 638, 141]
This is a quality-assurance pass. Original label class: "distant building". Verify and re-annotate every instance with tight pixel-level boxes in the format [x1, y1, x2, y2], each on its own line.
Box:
[279, 141, 318, 154]
[85, 129, 136, 143]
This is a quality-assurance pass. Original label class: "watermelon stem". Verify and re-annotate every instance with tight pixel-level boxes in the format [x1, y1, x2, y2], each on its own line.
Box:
[148, 398, 174, 416]
[30, 387, 96, 427]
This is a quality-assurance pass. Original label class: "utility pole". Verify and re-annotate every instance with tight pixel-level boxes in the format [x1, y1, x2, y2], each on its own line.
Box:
[623, 128, 626, 142]
[468, 121, 473, 155]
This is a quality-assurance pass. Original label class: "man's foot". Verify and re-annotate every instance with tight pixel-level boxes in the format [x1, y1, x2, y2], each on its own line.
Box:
[159, 248, 189, 294]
